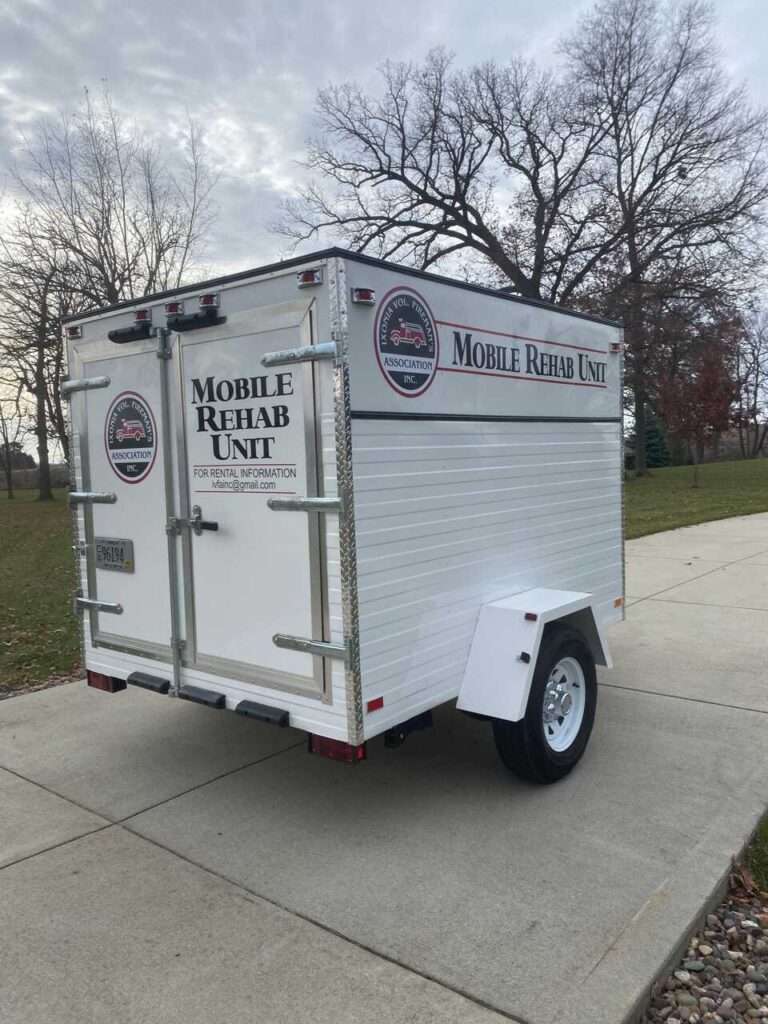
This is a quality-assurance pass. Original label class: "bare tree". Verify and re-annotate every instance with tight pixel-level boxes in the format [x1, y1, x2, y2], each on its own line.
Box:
[286, 3, 768, 479]
[563, 0, 768, 473]
[281, 50, 616, 299]
[0, 384, 29, 500]
[0, 209, 86, 495]
[11, 88, 216, 308]
[0, 89, 217, 498]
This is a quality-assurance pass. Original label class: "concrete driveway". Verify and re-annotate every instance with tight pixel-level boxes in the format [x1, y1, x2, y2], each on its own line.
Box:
[2, 514, 768, 1024]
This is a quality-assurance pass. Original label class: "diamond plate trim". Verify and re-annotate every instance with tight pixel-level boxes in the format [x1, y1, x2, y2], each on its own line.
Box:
[329, 256, 364, 744]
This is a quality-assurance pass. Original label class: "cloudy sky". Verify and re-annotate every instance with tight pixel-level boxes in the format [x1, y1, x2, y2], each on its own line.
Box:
[0, 0, 766, 279]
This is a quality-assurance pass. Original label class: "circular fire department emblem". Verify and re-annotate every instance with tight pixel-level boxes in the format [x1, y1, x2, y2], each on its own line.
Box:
[104, 392, 157, 483]
[374, 287, 439, 396]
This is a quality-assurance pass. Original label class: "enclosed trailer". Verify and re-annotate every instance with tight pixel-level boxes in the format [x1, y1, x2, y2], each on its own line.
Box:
[63, 249, 624, 783]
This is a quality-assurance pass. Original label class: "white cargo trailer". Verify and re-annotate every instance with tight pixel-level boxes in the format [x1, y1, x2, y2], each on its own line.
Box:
[63, 249, 624, 783]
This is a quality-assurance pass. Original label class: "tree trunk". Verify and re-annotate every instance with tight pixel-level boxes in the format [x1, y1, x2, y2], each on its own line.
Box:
[35, 343, 53, 501]
[691, 444, 700, 488]
[624, 269, 648, 477]
[2, 459, 13, 499]
[633, 380, 648, 476]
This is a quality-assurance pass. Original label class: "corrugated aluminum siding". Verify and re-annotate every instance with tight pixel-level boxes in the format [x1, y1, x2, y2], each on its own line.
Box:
[352, 418, 623, 739]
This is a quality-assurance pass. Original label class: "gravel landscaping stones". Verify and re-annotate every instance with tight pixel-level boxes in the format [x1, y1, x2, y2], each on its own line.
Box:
[643, 870, 768, 1024]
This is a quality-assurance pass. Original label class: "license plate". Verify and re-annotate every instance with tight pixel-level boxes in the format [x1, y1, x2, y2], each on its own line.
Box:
[95, 537, 135, 573]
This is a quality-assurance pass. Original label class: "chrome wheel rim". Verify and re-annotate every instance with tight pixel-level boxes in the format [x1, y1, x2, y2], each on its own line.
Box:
[542, 657, 586, 753]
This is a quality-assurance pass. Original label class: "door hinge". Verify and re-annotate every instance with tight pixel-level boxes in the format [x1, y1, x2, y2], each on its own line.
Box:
[156, 326, 172, 359]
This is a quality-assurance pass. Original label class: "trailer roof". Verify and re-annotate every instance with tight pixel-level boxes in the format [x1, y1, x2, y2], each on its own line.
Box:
[62, 247, 621, 328]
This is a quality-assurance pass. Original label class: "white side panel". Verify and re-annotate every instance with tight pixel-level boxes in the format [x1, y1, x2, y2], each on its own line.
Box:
[352, 419, 624, 739]
[345, 263, 620, 419]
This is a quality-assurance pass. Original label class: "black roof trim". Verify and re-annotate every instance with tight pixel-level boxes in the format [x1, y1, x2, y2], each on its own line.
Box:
[62, 247, 622, 329]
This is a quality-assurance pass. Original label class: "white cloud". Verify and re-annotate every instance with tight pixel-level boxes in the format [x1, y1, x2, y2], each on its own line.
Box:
[0, 0, 765, 276]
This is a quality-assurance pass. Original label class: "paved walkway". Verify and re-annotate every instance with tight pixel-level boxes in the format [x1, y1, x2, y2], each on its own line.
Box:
[2, 514, 768, 1024]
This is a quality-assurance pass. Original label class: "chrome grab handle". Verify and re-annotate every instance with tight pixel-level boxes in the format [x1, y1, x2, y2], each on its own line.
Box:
[75, 595, 123, 615]
[69, 491, 117, 505]
[272, 634, 346, 659]
[267, 497, 340, 513]
[261, 341, 337, 368]
[61, 375, 111, 397]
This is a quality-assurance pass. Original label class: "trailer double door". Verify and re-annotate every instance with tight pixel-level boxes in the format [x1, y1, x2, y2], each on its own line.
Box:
[70, 300, 326, 698]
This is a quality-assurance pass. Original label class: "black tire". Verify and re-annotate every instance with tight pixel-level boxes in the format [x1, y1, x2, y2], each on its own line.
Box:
[492, 624, 597, 784]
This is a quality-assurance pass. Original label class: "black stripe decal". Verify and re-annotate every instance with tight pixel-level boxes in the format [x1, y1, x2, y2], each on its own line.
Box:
[350, 411, 621, 425]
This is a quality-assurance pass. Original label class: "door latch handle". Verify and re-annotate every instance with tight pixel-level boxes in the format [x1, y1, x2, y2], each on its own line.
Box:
[166, 507, 219, 536]
[190, 505, 218, 535]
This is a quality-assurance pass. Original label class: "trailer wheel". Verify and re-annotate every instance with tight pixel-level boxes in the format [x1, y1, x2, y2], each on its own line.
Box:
[492, 625, 597, 784]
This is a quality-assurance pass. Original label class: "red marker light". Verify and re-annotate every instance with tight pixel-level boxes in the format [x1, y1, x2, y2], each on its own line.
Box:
[308, 735, 367, 763]
[165, 300, 184, 315]
[134, 308, 152, 323]
[66, 325, 82, 339]
[524, 612, 538, 622]
[352, 287, 376, 305]
[198, 293, 219, 308]
[297, 268, 322, 287]
[366, 696, 384, 713]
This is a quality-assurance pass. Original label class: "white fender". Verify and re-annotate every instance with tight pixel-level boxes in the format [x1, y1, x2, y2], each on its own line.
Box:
[456, 589, 612, 723]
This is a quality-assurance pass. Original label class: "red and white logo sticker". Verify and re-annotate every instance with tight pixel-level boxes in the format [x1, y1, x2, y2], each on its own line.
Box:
[374, 287, 439, 397]
[104, 392, 157, 483]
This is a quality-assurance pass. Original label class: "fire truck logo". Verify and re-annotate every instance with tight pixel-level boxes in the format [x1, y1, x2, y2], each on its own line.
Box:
[104, 392, 157, 483]
[375, 287, 439, 396]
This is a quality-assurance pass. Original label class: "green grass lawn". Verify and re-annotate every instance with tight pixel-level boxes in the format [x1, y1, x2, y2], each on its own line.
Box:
[0, 488, 79, 694]
[625, 458, 768, 539]
[1, 456, 767, 691]
[748, 816, 768, 892]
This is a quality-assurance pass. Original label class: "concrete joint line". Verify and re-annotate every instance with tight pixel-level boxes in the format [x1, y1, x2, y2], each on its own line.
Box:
[0, 822, 114, 874]
[0, 761, 116, 821]
[646, 596, 768, 615]
[599, 682, 768, 717]
[118, 822, 535, 1024]
[627, 538, 768, 609]
[115, 740, 306, 826]
[0, 739, 305, 830]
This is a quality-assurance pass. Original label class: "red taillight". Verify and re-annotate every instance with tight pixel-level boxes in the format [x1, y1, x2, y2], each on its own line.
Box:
[308, 734, 367, 763]
[134, 308, 152, 323]
[366, 696, 384, 713]
[165, 300, 184, 315]
[66, 325, 82, 339]
[86, 670, 126, 693]
[351, 287, 376, 305]
[610, 342, 622, 353]
[199, 293, 219, 308]
[297, 268, 322, 288]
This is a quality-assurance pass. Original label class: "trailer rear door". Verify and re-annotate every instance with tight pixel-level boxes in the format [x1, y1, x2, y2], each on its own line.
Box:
[70, 337, 174, 658]
[176, 300, 326, 697]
